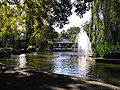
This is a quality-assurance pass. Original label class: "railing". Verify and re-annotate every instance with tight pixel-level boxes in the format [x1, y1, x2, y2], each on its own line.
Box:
[54, 39, 72, 43]
[53, 39, 75, 51]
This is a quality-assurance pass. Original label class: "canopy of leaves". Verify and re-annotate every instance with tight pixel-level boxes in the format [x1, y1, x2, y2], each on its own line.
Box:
[0, 0, 73, 49]
[0, 0, 95, 50]
[58, 27, 80, 42]
[84, 0, 120, 56]
[73, 0, 94, 18]
[66, 27, 80, 41]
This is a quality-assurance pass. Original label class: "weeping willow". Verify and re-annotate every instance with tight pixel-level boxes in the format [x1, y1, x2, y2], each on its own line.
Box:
[89, 0, 120, 55]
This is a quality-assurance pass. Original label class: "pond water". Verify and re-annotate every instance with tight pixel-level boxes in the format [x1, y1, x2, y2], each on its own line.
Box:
[0, 52, 120, 86]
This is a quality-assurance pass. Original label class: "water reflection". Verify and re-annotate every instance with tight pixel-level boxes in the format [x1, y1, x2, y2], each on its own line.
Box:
[17, 54, 26, 69]
[89, 63, 120, 86]
[52, 52, 92, 78]
[0, 52, 120, 86]
[52, 53, 78, 76]
[78, 57, 89, 78]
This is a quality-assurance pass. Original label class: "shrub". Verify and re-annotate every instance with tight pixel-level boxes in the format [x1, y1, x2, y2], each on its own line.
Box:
[96, 42, 120, 57]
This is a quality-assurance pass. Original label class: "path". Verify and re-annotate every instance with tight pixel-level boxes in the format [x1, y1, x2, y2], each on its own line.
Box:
[0, 67, 120, 90]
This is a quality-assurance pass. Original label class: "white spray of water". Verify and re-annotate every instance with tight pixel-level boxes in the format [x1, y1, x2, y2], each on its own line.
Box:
[17, 54, 26, 68]
[75, 28, 92, 56]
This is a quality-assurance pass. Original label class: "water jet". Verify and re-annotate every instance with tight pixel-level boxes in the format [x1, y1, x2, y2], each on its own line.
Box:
[74, 27, 92, 57]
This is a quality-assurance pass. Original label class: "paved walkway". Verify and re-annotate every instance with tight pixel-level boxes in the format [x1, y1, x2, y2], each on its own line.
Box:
[0, 68, 120, 90]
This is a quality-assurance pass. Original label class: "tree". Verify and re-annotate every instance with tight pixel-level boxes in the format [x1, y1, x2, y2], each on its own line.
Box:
[0, 1, 20, 47]
[58, 30, 68, 39]
[22, 0, 73, 50]
[73, 0, 94, 18]
[0, 0, 72, 50]
[58, 27, 80, 42]
[87, 0, 120, 56]
[66, 27, 80, 41]
[2, 0, 109, 52]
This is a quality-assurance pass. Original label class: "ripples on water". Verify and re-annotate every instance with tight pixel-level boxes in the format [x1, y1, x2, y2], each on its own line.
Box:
[0, 52, 120, 86]
[52, 54, 92, 78]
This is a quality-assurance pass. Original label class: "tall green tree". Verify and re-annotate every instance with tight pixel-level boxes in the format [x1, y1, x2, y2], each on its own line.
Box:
[87, 0, 120, 55]
[0, 0, 73, 50]
[0, 1, 20, 47]
[66, 27, 80, 41]
[58, 27, 80, 42]
[22, 0, 72, 50]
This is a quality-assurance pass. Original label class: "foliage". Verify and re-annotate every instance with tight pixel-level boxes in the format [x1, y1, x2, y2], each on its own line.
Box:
[58, 27, 80, 42]
[82, 0, 120, 56]
[73, 0, 94, 18]
[82, 21, 90, 36]
[2, 0, 120, 56]
[58, 30, 68, 39]
[0, 48, 11, 57]
[66, 27, 80, 41]
[97, 42, 120, 57]
[0, 0, 72, 51]
[0, 2, 20, 47]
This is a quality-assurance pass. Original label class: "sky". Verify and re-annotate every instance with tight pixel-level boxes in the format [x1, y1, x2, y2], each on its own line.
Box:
[55, 8, 91, 34]
[10, 0, 91, 34]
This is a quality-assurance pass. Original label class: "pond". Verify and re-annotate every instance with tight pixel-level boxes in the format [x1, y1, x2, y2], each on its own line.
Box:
[0, 52, 120, 86]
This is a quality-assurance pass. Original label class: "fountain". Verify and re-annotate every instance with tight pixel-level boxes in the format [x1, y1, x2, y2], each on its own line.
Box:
[74, 27, 92, 56]
[17, 54, 26, 69]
